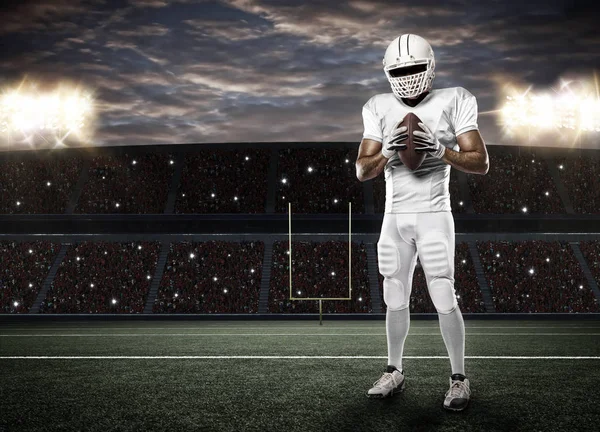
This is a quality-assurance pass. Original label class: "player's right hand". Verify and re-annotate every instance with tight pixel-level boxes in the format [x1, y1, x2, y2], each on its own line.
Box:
[382, 125, 408, 159]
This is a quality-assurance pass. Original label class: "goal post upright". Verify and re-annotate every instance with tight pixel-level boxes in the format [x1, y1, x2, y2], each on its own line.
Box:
[288, 202, 353, 324]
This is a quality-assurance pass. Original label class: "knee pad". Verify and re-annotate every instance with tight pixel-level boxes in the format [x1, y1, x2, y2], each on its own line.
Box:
[377, 240, 401, 278]
[428, 277, 458, 314]
[383, 277, 409, 311]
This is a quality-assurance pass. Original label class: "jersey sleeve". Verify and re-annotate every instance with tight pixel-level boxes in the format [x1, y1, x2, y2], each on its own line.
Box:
[362, 96, 383, 142]
[454, 88, 479, 136]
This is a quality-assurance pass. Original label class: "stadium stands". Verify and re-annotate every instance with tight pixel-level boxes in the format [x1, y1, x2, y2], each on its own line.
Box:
[579, 241, 600, 287]
[0, 157, 82, 214]
[176, 149, 270, 214]
[269, 240, 371, 313]
[0, 241, 60, 313]
[154, 241, 264, 313]
[377, 242, 484, 313]
[478, 240, 599, 312]
[276, 148, 363, 214]
[555, 156, 600, 214]
[468, 151, 564, 214]
[39, 241, 160, 313]
[76, 154, 174, 214]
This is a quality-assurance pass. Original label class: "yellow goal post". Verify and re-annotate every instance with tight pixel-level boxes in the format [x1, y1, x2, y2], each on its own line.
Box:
[288, 202, 352, 325]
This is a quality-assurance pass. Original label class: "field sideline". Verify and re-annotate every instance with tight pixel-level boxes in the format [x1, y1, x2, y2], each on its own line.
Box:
[2, 320, 600, 431]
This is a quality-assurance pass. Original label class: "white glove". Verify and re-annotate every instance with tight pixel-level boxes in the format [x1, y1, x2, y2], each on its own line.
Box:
[413, 122, 446, 159]
[381, 125, 408, 159]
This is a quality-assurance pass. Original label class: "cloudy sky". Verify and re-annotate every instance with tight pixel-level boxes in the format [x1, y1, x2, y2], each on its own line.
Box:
[1, 0, 599, 149]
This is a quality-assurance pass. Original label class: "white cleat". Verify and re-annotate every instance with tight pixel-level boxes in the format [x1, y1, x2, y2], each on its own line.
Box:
[367, 366, 405, 398]
[443, 375, 471, 411]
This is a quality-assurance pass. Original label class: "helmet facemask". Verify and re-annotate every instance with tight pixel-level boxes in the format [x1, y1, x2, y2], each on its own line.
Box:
[385, 59, 435, 99]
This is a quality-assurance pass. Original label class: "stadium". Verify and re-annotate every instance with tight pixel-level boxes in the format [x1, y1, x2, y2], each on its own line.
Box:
[2, 0, 600, 431]
[2, 140, 600, 430]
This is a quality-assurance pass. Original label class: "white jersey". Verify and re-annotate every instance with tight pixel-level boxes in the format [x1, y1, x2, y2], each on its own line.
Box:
[362, 87, 478, 213]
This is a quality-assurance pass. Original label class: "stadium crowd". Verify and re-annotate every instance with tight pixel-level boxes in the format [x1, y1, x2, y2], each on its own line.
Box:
[555, 156, 600, 214]
[176, 149, 270, 214]
[276, 148, 364, 214]
[0, 241, 60, 313]
[579, 241, 600, 287]
[468, 152, 564, 214]
[0, 156, 82, 214]
[154, 241, 264, 313]
[39, 241, 160, 313]
[76, 154, 174, 214]
[378, 242, 484, 313]
[477, 240, 599, 313]
[269, 240, 371, 313]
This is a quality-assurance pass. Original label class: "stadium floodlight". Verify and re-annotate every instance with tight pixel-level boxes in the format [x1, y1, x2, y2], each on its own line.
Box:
[499, 80, 600, 138]
[288, 202, 352, 325]
[0, 82, 95, 148]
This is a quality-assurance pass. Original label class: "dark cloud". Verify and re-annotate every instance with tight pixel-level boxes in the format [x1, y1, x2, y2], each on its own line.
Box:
[0, 0, 599, 149]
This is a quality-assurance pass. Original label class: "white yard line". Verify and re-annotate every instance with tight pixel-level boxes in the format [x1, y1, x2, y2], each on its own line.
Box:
[1, 355, 600, 360]
[2, 333, 600, 337]
[3, 325, 600, 331]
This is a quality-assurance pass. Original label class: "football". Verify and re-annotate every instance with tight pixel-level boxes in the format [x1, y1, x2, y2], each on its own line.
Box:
[396, 112, 426, 171]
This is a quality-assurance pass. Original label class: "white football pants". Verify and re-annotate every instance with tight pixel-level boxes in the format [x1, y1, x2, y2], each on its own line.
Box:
[377, 211, 457, 314]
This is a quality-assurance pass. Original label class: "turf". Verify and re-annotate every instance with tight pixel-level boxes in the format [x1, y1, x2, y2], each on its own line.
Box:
[1, 320, 600, 432]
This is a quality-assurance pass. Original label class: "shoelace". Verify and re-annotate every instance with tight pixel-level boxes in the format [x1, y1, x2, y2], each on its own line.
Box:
[373, 372, 397, 389]
[448, 381, 466, 398]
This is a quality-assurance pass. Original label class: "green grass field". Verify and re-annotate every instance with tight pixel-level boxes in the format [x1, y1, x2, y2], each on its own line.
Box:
[2, 319, 600, 432]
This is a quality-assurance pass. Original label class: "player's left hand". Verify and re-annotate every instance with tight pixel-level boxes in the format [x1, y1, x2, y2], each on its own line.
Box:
[413, 122, 446, 159]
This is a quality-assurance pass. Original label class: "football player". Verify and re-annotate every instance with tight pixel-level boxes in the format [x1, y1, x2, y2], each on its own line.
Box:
[355, 34, 489, 411]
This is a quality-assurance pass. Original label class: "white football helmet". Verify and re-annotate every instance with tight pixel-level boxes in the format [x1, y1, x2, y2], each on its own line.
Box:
[383, 34, 435, 99]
